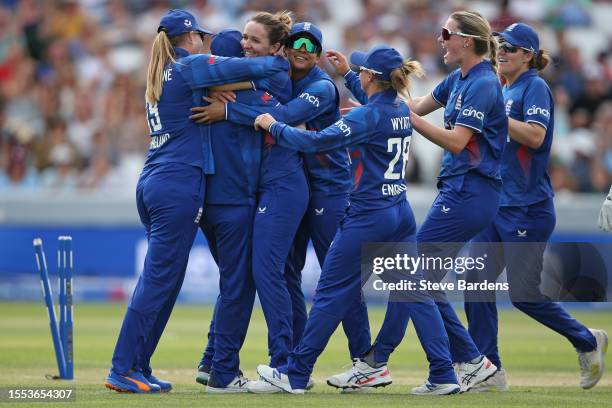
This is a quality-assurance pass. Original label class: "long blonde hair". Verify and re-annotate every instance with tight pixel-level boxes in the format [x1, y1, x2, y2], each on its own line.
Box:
[145, 31, 177, 105]
[451, 11, 498, 73]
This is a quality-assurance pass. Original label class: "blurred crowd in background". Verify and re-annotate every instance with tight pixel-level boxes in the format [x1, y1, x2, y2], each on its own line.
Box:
[0, 0, 610, 194]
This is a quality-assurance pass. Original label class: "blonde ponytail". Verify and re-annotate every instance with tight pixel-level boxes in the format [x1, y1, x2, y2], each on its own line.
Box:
[145, 31, 176, 105]
[387, 59, 425, 100]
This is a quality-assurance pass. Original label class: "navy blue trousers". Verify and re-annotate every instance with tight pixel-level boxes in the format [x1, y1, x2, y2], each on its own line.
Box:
[253, 170, 309, 368]
[112, 163, 204, 376]
[197, 205, 256, 386]
[284, 194, 371, 359]
[284, 200, 454, 389]
[373, 173, 501, 365]
[465, 198, 597, 369]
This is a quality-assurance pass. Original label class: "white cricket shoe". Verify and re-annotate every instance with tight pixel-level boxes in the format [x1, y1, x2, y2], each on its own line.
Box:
[206, 374, 251, 393]
[326, 358, 392, 390]
[411, 381, 460, 395]
[247, 379, 282, 394]
[256, 364, 304, 394]
[456, 356, 497, 392]
[248, 375, 314, 393]
[469, 368, 509, 392]
[579, 328, 608, 389]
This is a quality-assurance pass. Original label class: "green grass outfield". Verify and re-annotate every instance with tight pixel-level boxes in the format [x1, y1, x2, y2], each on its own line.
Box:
[0, 302, 611, 407]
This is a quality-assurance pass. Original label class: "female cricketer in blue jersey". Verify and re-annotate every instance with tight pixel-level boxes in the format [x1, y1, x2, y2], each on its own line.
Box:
[193, 22, 371, 392]
[191, 10, 309, 381]
[252, 45, 459, 395]
[464, 23, 608, 392]
[104, 9, 289, 394]
[359, 11, 505, 393]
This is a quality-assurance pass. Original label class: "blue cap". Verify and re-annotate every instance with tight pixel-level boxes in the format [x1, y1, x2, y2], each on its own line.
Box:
[211, 29, 243, 58]
[350, 44, 403, 81]
[495, 23, 539, 54]
[288, 22, 323, 48]
[158, 9, 212, 38]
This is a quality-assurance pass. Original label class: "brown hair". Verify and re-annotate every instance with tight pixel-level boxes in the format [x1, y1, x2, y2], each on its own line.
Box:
[451, 11, 498, 73]
[145, 31, 189, 104]
[249, 10, 292, 47]
[528, 48, 551, 71]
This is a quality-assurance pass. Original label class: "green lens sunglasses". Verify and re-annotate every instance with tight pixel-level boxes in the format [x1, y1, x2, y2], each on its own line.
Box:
[290, 37, 320, 53]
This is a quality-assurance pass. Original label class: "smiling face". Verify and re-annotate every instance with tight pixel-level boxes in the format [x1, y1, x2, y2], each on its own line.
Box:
[438, 17, 469, 66]
[498, 40, 532, 80]
[241, 21, 280, 57]
[286, 36, 320, 72]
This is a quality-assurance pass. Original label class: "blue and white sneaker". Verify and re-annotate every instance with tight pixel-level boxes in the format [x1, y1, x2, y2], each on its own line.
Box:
[256, 364, 304, 394]
[206, 372, 251, 394]
[411, 381, 460, 395]
[104, 370, 161, 393]
[326, 359, 392, 390]
[456, 356, 497, 392]
[144, 373, 172, 392]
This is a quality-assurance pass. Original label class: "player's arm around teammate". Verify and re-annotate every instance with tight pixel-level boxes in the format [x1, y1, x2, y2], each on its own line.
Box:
[194, 11, 311, 389]
[251, 45, 459, 396]
[193, 24, 371, 394]
[104, 9, 290, 395]
[464, 23, 608, 392]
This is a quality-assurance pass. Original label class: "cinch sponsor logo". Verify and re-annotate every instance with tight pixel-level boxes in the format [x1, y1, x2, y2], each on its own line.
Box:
[390, 116, 411, 131]
[149, 133, 170, 149]
[527, 105, 550, 118]
[334, 119, 351, 137]
[299, 92, 320, 107]
[462, 107, 485, 121]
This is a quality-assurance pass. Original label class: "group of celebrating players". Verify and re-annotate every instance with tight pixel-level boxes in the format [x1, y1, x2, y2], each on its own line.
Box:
[102, 6, 609, 396]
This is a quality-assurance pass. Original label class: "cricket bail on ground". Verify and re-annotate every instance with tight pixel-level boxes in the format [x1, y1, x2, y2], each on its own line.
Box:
[33, 236, 74, 380]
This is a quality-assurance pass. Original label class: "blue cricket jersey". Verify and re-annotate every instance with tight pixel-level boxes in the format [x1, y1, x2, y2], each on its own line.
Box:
[224, 70, 296, 185]
[144, 47, 289, 174]
[226, 66, 352, 195]
[269, 90, 412, 212]
[204, 33, 286, 205]
[431, 60, 507, 182]
[500, 68, 554, 206]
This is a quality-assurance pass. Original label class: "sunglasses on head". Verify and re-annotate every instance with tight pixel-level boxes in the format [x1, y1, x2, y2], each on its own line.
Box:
[499, 41, 532, 54]
[289, 37, 320, 54]
[441, 27, 484, 41]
